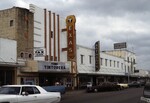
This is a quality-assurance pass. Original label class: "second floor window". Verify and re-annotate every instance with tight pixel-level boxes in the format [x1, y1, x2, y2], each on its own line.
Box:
[81, 55, 84, 64]
[10, 20, 14, 27]
[121, 63, 123, 69]
[105, 59, 107, 66]
[100, 58, 103, 65]
[89, 55, 92, 64]
[114, 61, 116, 67]
[110, 60, 112, 67]
[117, 61, 119, 68]
[133, 59, 136, 64]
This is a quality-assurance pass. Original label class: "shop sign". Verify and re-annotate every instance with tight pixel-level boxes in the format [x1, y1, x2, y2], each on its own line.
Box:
[66, 15, 76, 60]
[34, 48, 45, 57]
[38, 61, 70, 72]
[95, 41, 100, 71]
[114, 42, 127, 49]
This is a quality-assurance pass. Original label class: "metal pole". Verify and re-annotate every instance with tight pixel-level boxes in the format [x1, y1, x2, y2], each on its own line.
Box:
[128, 69, 130, 83]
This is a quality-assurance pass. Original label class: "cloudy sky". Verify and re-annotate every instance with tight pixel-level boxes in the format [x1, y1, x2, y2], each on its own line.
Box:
[1, 0, 150, 70]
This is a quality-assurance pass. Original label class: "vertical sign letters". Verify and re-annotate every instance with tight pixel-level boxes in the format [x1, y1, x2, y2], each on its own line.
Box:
[66, 15, 76, 60]
[95, 41, 100, 71]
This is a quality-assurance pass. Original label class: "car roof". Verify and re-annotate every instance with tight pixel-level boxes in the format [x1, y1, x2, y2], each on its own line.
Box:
[2, 85, 37, 87]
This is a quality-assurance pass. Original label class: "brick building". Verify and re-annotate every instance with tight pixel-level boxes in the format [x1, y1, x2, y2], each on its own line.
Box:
[0, 7, 34, 85]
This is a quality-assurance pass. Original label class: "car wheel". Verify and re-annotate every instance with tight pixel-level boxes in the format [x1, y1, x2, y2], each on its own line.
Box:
[94, 88, 98, 92]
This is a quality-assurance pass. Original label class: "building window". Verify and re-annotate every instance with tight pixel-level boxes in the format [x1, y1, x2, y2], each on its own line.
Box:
[51, 31, 53, 38]
[134, 67, 136, 72]
[81, 55, 84, 64]
[114, 61, 116, 67]
[89, 55, 92, 64]
[127, 57, 129, 63]
[50, 56, 53, 61]
[100, 58, 103, 66]
[29, 54, 32, 59]
[20, 52, 24, 58]
[110, 60, 112, 67]
[105, 59, 107, 66]
[121, 63, 123, 69]
[10, 20, 14, 27]
[133, 59, 136, 64]
[117, 61, 119, 68]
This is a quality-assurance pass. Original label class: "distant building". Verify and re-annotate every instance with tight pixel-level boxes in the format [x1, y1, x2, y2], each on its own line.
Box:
[77, 45, 137, 87]
[105, 50, 136, 75]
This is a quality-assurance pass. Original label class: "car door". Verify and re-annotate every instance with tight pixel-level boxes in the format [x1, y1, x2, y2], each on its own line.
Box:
[17, 86, 38, 103]
[32, 87, 54, 103]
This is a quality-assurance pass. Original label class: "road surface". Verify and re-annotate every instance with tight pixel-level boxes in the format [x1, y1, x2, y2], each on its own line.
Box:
[60, 88, 144, 103]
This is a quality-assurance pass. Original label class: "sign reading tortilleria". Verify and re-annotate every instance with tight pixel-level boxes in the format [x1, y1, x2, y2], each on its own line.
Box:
[66, 15, 76, 60]
[95, 41, 100, 71]
[38, 61, 70, 72]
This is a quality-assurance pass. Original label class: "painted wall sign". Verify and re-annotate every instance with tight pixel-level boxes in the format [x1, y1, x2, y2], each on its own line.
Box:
[95, 41, 100, 71]
[66, 15, 76, 60]
[38, 61, 70, 72]
[34, 48, 45, 57]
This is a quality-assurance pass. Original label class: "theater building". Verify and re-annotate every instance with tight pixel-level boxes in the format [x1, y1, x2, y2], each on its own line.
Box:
[0, 4, 77, 89]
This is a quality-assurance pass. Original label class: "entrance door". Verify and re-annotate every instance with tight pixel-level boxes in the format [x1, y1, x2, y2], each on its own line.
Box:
[0, 69, 14, 85]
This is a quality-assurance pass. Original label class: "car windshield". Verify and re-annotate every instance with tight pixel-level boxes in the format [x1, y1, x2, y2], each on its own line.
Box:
[0, 87, 20, 95]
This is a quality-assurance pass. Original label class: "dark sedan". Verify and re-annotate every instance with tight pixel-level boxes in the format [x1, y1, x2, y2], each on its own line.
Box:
[128, 81, 141, 88]
[87, 82, 121, 93]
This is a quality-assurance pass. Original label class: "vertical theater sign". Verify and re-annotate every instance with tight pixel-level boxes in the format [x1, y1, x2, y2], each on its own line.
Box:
[66, 15, 76, 61]
[95, 41, 100, 71]
[66, 15, 77, 89]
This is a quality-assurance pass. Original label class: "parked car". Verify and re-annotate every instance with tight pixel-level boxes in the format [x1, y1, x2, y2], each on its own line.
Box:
[86, 82, 93, 88]
[79, 82, 93, 89]
[128, 81, 141, 88]
[140, 82, 150, 103]
[117, 83, 129, 89]
[87, 82, 121, 93]
[0, 85, 61, 103]
[43, 85, 66, 94]
[139, 80, 146, 86]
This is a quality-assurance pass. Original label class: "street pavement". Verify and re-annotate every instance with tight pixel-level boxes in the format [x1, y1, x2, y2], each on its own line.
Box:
[60, 87, 144, 103]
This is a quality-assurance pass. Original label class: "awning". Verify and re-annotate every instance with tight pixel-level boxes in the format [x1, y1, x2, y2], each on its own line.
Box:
[77, 65, 125, 76]
[0, 62, 25, 67]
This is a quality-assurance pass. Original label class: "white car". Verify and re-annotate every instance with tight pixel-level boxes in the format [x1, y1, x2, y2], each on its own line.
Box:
[140, 82, 150, 103]
[0, 85, 61, 103]
[117, 83, 129, 89]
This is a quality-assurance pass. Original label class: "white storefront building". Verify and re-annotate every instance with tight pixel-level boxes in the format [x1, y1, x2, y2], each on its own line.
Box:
[77, 44, 137, 87]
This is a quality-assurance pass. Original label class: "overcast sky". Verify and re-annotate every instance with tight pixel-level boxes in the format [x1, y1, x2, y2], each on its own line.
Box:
[1, 0, 150, 70]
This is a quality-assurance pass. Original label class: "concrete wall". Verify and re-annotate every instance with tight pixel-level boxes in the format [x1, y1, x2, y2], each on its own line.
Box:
[30, 4, 68, 62]
[0, 38, 17, 63]
[0, 7, 34, 60]
[0, 8, 16, 40]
